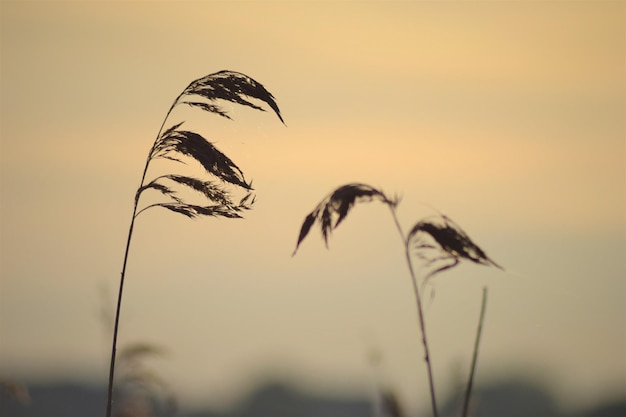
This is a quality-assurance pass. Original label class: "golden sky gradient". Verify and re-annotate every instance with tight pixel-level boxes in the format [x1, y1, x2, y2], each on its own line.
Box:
[1, 1, 624, 413]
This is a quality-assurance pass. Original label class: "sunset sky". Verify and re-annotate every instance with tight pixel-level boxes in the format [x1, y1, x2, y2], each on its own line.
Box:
[1, 1, 624, 414]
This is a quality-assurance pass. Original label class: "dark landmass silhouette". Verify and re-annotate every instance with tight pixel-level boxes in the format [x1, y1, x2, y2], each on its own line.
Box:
[1, 377, 624, 417]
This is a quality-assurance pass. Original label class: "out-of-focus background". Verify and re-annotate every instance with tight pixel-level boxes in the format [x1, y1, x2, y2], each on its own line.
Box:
[1, 1, 624, 416]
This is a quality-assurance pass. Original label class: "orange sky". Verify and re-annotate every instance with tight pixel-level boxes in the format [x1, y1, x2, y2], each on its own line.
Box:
[1, 1, 624, 413]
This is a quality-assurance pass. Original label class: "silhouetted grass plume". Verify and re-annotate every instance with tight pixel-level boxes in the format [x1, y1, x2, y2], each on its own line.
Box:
[407, 215, 503, 284]
[293, 183, 398, 254]
[107, 70, 283, 417]
[293, 183, 502, 417]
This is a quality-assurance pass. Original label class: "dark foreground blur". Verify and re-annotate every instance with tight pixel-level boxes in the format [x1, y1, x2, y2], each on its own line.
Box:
[1, 377, 624, 417]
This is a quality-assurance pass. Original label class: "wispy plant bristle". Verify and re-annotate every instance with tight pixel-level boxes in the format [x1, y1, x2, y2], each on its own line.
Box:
[407, 215, 503, 280]
[292, 183, 397, 255]
[181, 70, 284, 124]
[182, 101, 232, 119]
[150, 127, 252, 190]
[144, 196, 254, 219]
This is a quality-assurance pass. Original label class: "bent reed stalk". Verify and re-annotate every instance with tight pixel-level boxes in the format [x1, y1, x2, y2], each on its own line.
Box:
[106, 88, 174, 417]
[388, 206, 439, 417]
[106, 70, 283, 417]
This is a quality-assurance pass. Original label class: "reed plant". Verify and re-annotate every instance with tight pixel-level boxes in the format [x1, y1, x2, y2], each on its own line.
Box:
[292, 183, 502, 417]
[107, 70, 283, 417]
[109, 69, 498, 417]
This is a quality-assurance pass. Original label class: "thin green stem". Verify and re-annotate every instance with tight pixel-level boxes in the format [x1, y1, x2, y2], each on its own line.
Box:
[105, 95, 183, 417]
[388, 205, 439, 417]
[461, 286, 488, 417]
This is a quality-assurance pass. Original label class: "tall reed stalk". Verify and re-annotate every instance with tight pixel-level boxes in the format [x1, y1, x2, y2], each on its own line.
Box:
[106, 70, 283, 417]
[292, 183, 501, 417]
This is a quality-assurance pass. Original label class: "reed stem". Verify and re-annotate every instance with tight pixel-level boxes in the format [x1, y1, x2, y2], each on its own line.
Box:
[388, 206, 439, 417]
[461, 286, 488, 417]
[105, 96, 181, 417]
